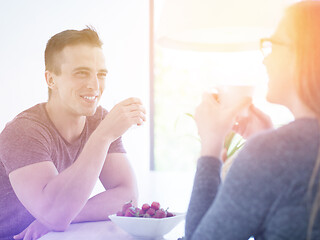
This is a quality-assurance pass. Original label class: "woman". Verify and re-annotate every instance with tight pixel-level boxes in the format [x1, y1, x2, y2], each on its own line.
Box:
[186, 1, 320, 239]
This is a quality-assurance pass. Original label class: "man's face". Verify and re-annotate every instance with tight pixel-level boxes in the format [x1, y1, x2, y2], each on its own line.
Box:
[50, 44, 107, 117]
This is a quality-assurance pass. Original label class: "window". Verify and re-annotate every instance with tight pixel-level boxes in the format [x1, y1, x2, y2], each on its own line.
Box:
[152, 2, 294, 171]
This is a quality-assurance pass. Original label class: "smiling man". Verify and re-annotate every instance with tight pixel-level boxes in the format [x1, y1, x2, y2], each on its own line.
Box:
[0, 27, 145, 240]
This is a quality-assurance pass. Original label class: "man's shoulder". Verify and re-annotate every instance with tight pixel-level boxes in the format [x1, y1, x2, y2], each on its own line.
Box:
[13, 103, 47, 123]
[1, 103, 50, 136]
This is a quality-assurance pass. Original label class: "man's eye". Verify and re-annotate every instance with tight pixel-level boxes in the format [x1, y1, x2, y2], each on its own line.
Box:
[76, 71, 89, 77]
[98, 73, 107, 80]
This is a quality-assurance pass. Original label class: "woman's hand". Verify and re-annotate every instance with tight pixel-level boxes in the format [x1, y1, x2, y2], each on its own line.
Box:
[232, 104, 273, 139]
[195, 93, 251, 157]
[13, 219, 51, 240]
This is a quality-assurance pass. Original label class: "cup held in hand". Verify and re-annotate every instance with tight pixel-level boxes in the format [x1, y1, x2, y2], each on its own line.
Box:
[216, 85, 254, 117]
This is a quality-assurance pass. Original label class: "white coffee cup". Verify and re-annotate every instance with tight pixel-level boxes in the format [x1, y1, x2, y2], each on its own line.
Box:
[215, 85, 254, 117]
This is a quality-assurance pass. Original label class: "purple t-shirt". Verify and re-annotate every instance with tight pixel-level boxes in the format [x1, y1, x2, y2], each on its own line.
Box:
[0, 103, 126, 239]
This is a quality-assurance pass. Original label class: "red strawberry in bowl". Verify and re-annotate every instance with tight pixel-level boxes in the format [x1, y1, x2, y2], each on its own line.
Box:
[153, 208, 166, 218]
[142, 203, 150, 212]
[166, 211, 175, 217]
[125, 207, 136, 217]
[122, 200, 133, 215]
[151, 201, 160, 211]
[115, 201, 177, 219]
[135, 208, 144, 217]
[146, 207, 156, 217]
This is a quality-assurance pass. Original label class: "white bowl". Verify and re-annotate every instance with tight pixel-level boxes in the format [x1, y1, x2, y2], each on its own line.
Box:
[109, 212, 186, 239]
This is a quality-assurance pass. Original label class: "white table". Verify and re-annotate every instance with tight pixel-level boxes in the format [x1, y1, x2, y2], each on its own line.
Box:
[39, 220, 185, 240]
[39, 221, 134, 240]
[39, 171, 194, 240]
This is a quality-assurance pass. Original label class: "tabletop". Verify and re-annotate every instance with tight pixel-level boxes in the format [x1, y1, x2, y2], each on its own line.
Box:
[39, 220, 185, 240]
[39, 171, 194, 240]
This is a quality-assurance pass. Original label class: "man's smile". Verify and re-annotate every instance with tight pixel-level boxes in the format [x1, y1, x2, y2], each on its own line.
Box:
[80, 94, 98, 103]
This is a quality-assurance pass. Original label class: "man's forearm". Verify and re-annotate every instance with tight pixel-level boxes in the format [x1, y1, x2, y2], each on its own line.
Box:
[39, 131, 112, 230]
[72, 185, 138, 223]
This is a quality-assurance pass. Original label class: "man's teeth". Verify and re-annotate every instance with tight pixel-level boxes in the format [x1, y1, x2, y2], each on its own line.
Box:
[83, 96, 96, 100]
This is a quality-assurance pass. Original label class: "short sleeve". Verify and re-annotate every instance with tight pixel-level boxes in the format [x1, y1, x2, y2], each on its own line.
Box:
[0, 118, 53, 175]
[108, 137, 126, 154]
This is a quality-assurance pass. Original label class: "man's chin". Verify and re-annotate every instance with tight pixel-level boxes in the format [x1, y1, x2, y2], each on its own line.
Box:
[83, 106, 98, 117]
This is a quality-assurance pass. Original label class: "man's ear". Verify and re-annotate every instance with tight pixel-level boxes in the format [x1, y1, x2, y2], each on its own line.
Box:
[45, 71, 56, 90]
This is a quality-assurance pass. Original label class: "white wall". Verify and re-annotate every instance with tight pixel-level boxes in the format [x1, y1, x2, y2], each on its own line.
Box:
[0, 0, 150, 174]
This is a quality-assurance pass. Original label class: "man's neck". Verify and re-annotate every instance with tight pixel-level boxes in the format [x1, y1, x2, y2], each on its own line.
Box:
[45, 101, 86, 144]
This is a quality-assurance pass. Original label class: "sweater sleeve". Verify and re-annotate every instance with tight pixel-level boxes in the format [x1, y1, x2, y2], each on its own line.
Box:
[185, 133, 282, 240]
[185, 156, 222, 239]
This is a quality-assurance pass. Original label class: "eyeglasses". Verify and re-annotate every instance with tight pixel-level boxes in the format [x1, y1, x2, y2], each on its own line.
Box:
[260, 38, 288, 57]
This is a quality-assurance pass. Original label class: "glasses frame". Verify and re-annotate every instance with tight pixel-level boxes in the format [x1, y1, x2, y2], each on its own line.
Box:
[260, 38, 288, 57]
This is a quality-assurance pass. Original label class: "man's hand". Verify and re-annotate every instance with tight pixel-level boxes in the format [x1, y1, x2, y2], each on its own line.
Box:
[98, 98, 146, 142]
[13, 219, 51, 240]
[232, 104, 273, 139]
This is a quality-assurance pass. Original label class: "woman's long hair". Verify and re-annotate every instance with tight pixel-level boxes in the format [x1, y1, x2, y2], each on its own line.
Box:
[284, 1, 320, 238]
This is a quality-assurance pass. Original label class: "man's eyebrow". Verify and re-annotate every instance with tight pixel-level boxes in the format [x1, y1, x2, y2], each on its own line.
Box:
[73, 67, 108, 73]
[73, 67, 91, 72]
[99, 68, 108, 74]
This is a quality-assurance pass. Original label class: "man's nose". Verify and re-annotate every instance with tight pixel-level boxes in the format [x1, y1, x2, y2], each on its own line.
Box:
[86, 75, 99, 90]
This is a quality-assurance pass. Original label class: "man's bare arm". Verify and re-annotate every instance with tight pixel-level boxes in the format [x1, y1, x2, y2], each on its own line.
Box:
[9, 130, 111, 231]
[72, 153, 138, 223]
[9, 98, 145, 231]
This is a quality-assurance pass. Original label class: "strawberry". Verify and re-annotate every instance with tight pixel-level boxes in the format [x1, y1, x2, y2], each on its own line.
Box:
[166, 211, 175, 217]
[122, 200, 133, 215]
[165, 207, 175, 217]
[146, 207, 156, 216]
[151, 201, 160, 211]
[141, 203, 150, 212]
[124, 207, 136, 217]
[153, 208, 166, 218]
[135, 207, 144, 217]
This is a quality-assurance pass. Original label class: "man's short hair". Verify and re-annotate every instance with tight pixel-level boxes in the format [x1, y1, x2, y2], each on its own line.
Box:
[45, 27, 103, 99]
[45, 26, 103, 74]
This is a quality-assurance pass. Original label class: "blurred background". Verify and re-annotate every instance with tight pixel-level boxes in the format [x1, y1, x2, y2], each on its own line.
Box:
[0, 0, 298, 178]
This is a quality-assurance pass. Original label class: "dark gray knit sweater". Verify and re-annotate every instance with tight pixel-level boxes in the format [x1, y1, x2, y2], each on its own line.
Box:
[186, 118, 320, 240]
